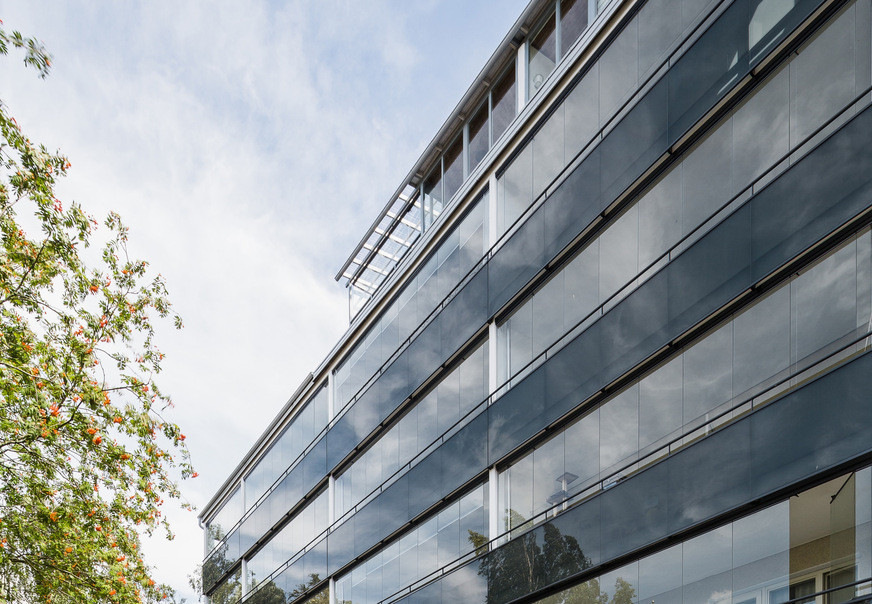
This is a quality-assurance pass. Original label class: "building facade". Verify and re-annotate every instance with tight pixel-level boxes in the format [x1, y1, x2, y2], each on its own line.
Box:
[200, 0, 872, 601]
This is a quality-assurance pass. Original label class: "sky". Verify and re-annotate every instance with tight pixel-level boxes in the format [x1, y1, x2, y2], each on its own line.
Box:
[0, 0, 529, 601]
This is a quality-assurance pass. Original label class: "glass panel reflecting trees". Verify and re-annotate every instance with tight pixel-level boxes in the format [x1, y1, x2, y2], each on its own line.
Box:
[206, 486, 243, 553]
[531, 467, 872, 604]
[335, 484, 488, 604]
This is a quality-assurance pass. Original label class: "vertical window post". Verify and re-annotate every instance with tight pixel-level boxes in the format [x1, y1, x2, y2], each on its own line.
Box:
[516, 43, 528, 109]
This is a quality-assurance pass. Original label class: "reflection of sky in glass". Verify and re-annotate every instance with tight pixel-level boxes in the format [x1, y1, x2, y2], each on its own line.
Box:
[498, 231, 871, 544]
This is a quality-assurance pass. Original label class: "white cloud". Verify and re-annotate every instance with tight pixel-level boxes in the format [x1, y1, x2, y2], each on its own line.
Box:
[0, 0, 529, 599]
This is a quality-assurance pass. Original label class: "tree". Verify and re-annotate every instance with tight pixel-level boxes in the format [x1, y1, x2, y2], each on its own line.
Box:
[536, 576, 636, 604]
[473, 515, 593, 603]
[0, 20, 194, 604]
[287, 574, 328, 604]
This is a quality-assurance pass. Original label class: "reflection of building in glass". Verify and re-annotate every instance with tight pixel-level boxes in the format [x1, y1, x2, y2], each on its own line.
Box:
[200, 0, 872, 602]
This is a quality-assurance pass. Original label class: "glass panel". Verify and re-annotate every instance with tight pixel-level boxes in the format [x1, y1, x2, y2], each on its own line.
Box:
[532, 272, 565, 359]
[599, 562, 638, 604]
[682, 321, 733, 426]
[599, 385, 639, 474]
[533, 104, 565, 199]
[668, 0, 749, 144]
[749, 0, 796, 51]
[732, 67, 790, 192]
[492, 63, 517, 143]
[639, 544, 682, 603]
[638, 355, 682, 452]
[600, 77, 668, 203]
[443, 136, 463, 203]
[336, 484, 488, 604]
[504, 453, 534, 531]
[683, 525, 732, 603]
[509, 300, 533, 378]
[682, 117, 733, 235]
[599, 16, 639, 123]
[791, 242, 858, 364]
[468, 101, 489, 173]
[564, 408, 600, 493]
[529, 12, 557, 96]
[638, 0, 684, 79]
[560, 0, 589, 56]
[563, 63, 599, 161]
[206, 486, 243, 553]
[598, 205, 639, 302]
[732, 286, 790, 397]
[210, 567, 242, 604]
[638, 168, 682, 269]
[498, 143, 533, 236]
[423, 167, 443, 231]
[789, 3, 857, 146]
[532, 433, 566, 516]
[563, 243, 599, 331]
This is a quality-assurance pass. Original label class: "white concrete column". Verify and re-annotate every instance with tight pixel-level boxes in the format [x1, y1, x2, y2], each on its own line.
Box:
[241, 557, 249, 596]
[516, 43, 528, 110]
[328, 475, 336, 526]
[488, 323, 499, 399]
[488, 173, 498, 249]
[327, 372, 335, 421]
[329, 577, 337, 604]
[488, 466, 500, 547]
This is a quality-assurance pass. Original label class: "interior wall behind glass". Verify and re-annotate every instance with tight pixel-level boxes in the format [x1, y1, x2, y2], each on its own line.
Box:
[532, 467, 871, 604]
[529, 11, 557, 96]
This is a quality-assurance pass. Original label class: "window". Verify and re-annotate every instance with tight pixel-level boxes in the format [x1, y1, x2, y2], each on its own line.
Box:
[529, 11, 557, 96]
[443, 136, 463, 202]
[492, 62, 517, 143]
[423, 167, 443, 230]
[467, 101, 489, 173]
[560, 0, 589, 55]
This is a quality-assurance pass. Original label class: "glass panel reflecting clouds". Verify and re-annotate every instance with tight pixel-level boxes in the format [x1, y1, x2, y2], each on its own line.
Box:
[498, 230, 872, 536]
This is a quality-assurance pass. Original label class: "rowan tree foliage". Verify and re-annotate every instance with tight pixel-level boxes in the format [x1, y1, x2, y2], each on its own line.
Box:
[0, 21, 194, 604]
